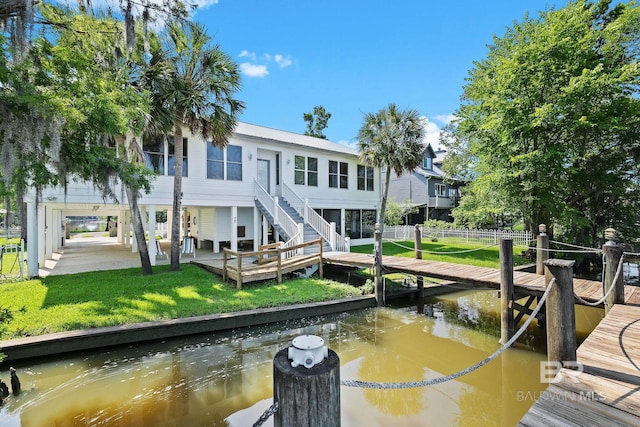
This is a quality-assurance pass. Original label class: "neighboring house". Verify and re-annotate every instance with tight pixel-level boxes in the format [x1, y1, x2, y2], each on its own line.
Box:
[25, 122, 381, 276]
[386, 144, 463, 224]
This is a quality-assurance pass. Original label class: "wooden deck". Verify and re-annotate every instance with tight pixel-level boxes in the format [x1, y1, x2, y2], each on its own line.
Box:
[518, 304, 640, 426]
[221, 239, 324, 288]
[322, 252, 640, 306]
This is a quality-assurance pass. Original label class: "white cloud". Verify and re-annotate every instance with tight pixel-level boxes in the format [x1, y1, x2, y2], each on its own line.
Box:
[434, 114, 457, 126]
[274, 54, 293, 68]
[419, 116, 442, 149]
[240, 62, 269, 78]
[239, 50, 257, 61]
[237, 51, 293, 77]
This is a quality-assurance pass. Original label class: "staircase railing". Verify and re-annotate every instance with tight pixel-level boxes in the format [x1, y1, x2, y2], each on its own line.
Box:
[282, 183, 350, 252]
[255, 180, 303, 253]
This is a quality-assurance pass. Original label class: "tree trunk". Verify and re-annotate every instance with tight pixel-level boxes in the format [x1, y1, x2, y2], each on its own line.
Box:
[125, 185, 153, 275]
[170, 122, 184, 271]
[378, 168, 391, 234]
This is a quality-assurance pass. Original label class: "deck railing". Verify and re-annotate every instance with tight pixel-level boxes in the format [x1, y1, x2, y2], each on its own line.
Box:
[255, 180, 301, 248]
[223, 238, 323, 289]
[282, 183, 350, 252]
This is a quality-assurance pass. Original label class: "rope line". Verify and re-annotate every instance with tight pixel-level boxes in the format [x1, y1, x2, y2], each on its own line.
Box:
[549, 240, 600, 251]
[341, 278, 555, 390]
[528, 246, 601, 254]
[382, 238, 499, 254]
[573, 253, 624, 307]
[253, 402, 279, 427]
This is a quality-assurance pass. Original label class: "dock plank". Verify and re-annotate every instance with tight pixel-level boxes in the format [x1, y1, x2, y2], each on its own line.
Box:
[519, 304, 640, 426]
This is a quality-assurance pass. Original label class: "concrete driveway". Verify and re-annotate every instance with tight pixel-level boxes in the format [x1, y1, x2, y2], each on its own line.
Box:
[38, 233, 222, 277]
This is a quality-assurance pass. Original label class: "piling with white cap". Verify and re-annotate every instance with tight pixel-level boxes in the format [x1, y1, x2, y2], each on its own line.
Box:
[273, 335, 340, 426]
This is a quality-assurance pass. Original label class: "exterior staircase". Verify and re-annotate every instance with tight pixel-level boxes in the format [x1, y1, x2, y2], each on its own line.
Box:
[253, 180, 348, 259]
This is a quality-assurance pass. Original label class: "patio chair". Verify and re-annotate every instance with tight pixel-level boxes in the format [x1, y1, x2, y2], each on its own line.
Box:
[155, 240, 168, 260]
[180, 236, 196, 259]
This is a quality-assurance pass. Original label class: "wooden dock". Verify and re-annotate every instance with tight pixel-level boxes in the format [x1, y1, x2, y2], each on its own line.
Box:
[322, 252, 640, 306]
[518, 304, 640, 426]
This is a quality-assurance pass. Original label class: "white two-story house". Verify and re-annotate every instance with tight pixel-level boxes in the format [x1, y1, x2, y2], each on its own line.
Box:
[25, 122, 381, 276]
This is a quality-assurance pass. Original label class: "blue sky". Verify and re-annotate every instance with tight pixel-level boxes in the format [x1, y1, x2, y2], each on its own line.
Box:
[190, 1, 568, 147]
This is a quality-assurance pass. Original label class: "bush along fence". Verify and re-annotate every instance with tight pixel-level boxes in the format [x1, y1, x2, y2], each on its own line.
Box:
[382, 225, 533, 247]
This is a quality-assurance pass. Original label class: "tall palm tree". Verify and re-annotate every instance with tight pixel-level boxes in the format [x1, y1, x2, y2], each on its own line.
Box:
[148, 21, 244, 271]
[357, 103, 425, 232]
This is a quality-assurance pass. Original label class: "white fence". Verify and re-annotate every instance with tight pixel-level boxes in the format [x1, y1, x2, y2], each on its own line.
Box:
[382, 225, 533, 247]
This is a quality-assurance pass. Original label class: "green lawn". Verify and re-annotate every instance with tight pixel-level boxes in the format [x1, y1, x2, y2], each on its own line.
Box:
[0, 264, 362, 340]
[0, 240, 531, 341]
[351, 239, 532, 268]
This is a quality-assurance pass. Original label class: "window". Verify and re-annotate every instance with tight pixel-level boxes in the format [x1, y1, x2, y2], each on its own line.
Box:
[295, 155, 305, 185]
[329, 161, 348, 189]
[423, 155, 433, 170]
[346, 209, 377, 239]
[357, 165, 374, 191]
[207, 145, 224, 179]
[449, 187, 458, 198]
[207, 144, 242, 180]
[168, 137, 188, 177]
[295, 156, 318, 186]
[143, 136, 165, 175]
[227, 145, 242, 181]
[308, 157, 318, 186]
[435, 183, 446, 197]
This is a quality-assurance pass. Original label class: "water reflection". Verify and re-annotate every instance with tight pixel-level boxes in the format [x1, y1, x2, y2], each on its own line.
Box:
[0, 291, 603, 426]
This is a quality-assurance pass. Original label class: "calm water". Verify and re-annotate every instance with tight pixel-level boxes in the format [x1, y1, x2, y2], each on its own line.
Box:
[0, 290, 603, 427]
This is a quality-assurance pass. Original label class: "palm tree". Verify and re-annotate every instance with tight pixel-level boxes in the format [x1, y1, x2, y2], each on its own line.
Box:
[357, 103, 425, 232]
[148, 21, 244, 271]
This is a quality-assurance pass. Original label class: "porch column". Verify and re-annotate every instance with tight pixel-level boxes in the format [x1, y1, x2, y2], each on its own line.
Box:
[44, 206, 54, 259]
[231, 206, 238, 251]
[148, 205, 156, 266]
[37, 203, 45, 267]
[262, 216, 269, 246]
[26, 200, 38, 278]
[253, 207, 260, 251]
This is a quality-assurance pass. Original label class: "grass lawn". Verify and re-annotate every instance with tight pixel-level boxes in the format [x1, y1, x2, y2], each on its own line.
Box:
[0, 264, 362, 340]
[351, 239, 532, 268]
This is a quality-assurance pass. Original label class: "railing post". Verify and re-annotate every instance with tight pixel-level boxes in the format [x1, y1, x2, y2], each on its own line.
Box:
[298, 223, 304, 255]
[374, 223, 384, 307]
[603, 228, 625, 314]
[500, 239, 514, 344]
[236, 253, 242, 290]
[222, 249, 228, 282]
[415, 224, 424, 298]
[330, 222, 336, 251]
[544, 259, 577, 366]
[304, 198, 310, 223]
[273, 337, 340, 427]
[536, 224, 549, 275]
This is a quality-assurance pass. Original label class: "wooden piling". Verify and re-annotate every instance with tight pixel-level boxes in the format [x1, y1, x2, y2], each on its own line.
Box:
[374, 224, 383, 307]
[414, 224, 424, 298]
[544, 259, 577, 365]
[603, 228, 624, 315]
[273, 348, 341, 427]
[500, 239, 514, 344]
[536, 224, 549, 275]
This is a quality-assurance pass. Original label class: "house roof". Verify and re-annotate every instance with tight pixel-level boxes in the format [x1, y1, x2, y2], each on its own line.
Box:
[234, 122, 359, 156]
